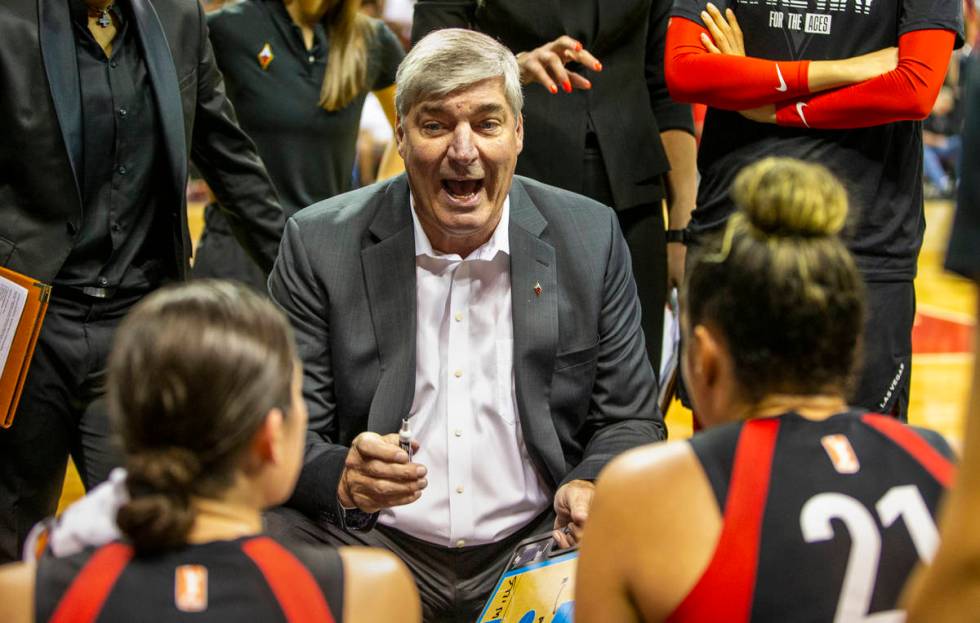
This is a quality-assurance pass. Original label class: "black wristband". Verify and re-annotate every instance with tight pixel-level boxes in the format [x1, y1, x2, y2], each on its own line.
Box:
[665, 228, 689, 245]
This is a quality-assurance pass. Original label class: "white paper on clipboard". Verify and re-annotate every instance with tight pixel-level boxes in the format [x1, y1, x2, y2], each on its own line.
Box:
[658, 288, 681, 410]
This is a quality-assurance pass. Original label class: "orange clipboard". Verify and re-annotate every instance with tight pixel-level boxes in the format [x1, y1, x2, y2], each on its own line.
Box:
[0, 266, 51, 428]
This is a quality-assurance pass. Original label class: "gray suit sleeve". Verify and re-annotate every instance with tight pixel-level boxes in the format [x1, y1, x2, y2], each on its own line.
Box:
[564, 211, 666, 484]
[269, 219, 350, 525]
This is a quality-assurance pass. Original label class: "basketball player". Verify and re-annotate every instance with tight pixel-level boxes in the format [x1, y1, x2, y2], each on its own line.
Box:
[0, 282, 419, 622]
[576, 158, 955, 622]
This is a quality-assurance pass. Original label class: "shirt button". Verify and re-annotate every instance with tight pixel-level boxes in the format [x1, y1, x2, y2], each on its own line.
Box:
[109, 60, 117, 68]
[97, 277, 108, 287]
[456, 485, 464, 494]
[455, 539, 466, 548]
[453, 369, 463, 378]
[308, 55, 315, 63]
[111, 222, 121, 233]
[118, 107, 127, 117]
[454, 312, 463, 322]
[117, 165, 127, 175]
[454, 429, 462, 437]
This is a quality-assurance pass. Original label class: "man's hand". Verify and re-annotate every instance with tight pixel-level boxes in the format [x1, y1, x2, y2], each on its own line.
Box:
[553, 479, 596, 548]
[517, 35, 602, 94]
[699, 3, 745, 56]
[337, 432, 427, 514]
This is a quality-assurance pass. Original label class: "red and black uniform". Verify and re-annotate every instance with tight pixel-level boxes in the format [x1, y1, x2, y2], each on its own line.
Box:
[670, 411, 954, 622]
[34, 535, 344, 623]
[665, 0, 963, 418]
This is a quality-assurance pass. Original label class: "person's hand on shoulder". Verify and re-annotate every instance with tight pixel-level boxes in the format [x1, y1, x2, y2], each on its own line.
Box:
[338, 433, 427, 514]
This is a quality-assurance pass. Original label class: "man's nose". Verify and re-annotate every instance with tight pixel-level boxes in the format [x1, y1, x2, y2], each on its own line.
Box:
[448, 124, 478, 164]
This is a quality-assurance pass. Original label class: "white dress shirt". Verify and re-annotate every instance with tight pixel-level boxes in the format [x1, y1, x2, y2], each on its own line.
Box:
[378, 198, 551, 548]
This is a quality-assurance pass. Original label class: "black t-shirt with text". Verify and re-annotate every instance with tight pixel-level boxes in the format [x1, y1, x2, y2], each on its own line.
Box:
[672, 0, 962, 280]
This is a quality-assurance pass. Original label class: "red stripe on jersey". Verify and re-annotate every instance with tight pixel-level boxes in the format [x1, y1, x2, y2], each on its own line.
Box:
[49, 542, 134, 623]
[861, 414, 956, 488]
[668, 418, 781, 623]
[242, 536, 336, 623]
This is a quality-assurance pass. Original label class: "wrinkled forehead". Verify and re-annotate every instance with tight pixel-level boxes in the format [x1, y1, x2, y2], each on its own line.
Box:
[407, 77, 517, 120]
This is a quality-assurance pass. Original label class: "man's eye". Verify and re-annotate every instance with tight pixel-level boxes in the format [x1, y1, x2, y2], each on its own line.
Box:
[479, 120, 501, 131]
[422, 122, 443, 132]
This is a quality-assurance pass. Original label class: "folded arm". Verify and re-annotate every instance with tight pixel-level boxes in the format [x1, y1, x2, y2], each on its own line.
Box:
[666, 12, 900, 111]
[775, 29, 956, 129]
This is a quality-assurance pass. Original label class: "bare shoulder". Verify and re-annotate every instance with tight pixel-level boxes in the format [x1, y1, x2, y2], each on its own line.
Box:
[0, 561, 35, 623]
[588, 440, 722, 619]
[339, 548, 420, 623]
[597, 439, 702, 496]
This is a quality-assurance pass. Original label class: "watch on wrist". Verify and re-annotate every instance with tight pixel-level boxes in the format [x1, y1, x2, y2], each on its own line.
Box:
[338, 501, 378, 532]
[665, 228, 689, 245]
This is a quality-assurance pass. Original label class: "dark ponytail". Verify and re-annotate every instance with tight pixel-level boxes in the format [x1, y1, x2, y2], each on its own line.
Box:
[116, 448, 201, 553]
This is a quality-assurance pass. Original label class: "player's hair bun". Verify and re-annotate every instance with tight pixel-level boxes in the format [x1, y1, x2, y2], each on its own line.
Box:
[731, 157, 848, 240]
[116, 447, 200, 553]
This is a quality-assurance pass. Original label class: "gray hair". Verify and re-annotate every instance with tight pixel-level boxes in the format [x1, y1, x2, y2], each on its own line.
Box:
[395, 28, 524, 118]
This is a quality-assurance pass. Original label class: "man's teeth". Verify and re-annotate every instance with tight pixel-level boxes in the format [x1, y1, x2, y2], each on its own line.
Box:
[445, 179, 481, 196]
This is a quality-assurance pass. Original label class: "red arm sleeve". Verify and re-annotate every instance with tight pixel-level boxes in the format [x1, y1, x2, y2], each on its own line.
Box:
[665, 17, 811, 110]
[775, 29, 955, 129]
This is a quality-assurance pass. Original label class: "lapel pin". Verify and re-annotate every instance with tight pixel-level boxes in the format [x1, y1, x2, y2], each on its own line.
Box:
[534, 282, 542, 297]
[257, 43, 274, 71]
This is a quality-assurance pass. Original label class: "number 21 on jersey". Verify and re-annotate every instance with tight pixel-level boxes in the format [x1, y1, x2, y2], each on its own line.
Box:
[800, 485, 938, 623]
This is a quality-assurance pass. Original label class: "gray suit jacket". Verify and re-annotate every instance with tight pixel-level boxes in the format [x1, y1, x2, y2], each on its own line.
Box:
[269, 174, 665, 527]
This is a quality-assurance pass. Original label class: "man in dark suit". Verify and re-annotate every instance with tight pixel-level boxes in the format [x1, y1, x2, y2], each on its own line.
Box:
[267, 28, 664, 622]
[0, 0, 284, 562]
[411, 0, 698, 373]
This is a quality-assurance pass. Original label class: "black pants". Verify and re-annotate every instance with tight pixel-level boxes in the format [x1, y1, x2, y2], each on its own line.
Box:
[0, 293, 132, 562]
[583, 144, 667, 374]
[265, 506, 556, 623]
[851, 280, 915, 421]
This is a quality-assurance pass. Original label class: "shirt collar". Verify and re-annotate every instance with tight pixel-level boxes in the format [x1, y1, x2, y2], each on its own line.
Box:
[410, 194, 511, 261]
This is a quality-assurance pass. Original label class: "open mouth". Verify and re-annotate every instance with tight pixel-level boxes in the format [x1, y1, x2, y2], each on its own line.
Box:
[442, 178, 484, 200]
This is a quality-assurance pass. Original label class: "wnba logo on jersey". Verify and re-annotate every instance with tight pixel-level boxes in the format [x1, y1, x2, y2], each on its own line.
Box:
[175, 565, 209, 613]
[820, 434, 861, 474]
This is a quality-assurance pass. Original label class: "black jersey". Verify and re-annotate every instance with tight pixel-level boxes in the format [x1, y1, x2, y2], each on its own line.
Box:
[35, 535, 344, 623]
[669, 411, 954, 622]
[671, 0, 962, 280]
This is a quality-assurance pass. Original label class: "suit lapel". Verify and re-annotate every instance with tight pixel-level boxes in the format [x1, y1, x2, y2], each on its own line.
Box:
[509, 179, 564, 488]
[362, 178, 418, 435]
[38, 0, 83, 205]
[129, 0, 186, 199]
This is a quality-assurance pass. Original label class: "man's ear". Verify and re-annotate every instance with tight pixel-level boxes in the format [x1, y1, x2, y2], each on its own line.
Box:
[515, 112, 524, 155]
[395, 115, 406, 157]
